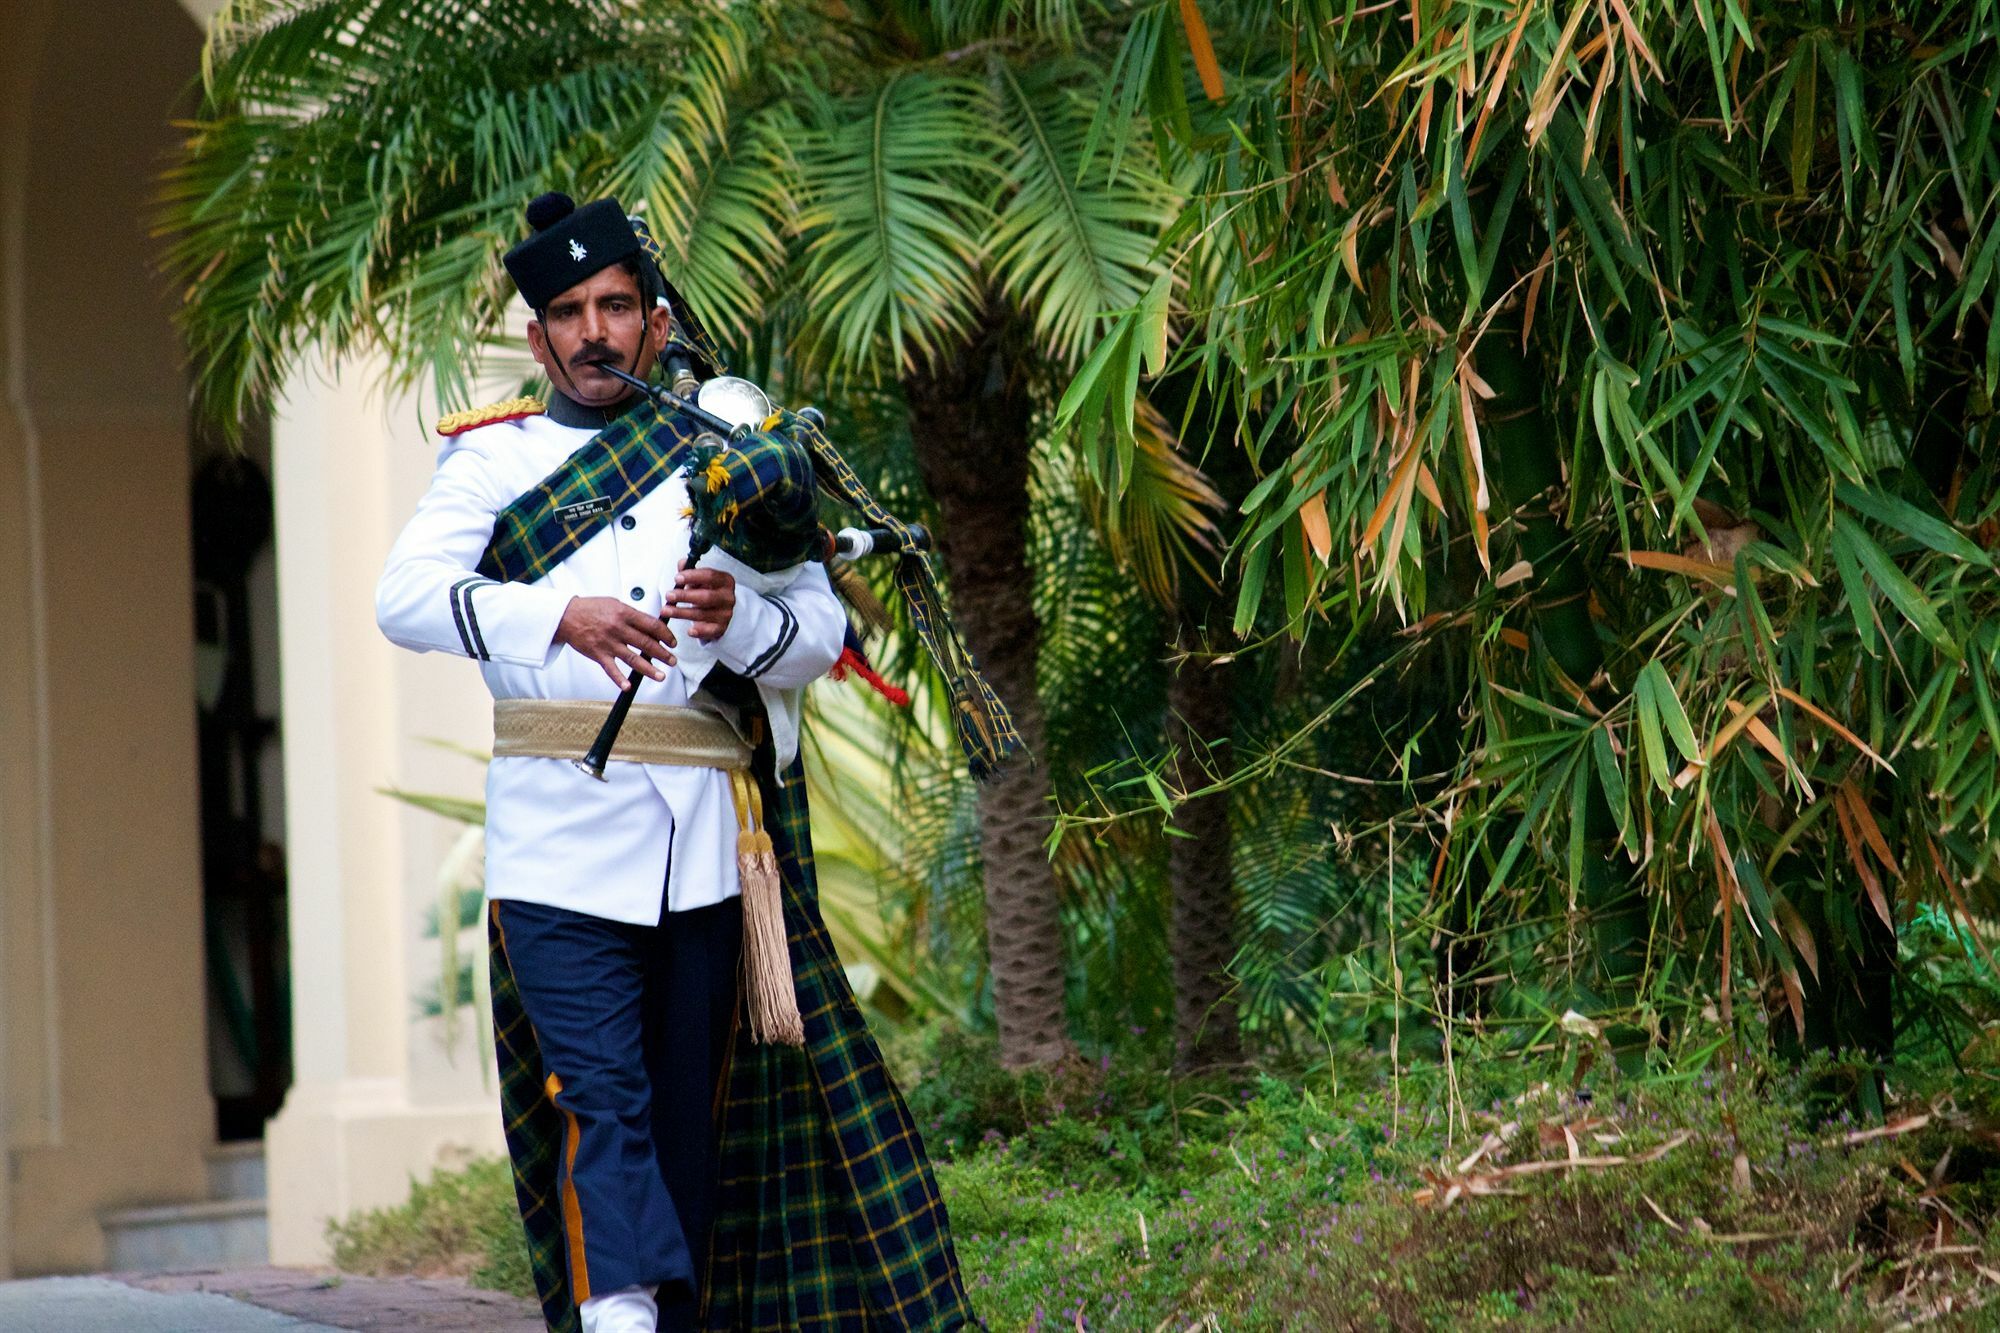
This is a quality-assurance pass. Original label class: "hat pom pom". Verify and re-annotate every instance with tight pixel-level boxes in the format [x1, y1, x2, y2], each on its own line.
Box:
[525, 192, 575, 232]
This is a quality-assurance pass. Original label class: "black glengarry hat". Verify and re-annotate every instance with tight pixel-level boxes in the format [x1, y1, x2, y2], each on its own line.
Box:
[503, 193, 643, 310]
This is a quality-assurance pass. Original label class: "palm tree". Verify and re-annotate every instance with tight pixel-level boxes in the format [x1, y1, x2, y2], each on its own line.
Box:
[165, 0, 1189, 1068]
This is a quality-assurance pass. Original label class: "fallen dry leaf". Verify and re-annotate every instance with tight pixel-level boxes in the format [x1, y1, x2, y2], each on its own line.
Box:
[1830, 1114, 1932, 1147]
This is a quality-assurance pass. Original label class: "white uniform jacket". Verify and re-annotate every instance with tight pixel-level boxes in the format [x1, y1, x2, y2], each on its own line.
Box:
[376, 410, 845, 925]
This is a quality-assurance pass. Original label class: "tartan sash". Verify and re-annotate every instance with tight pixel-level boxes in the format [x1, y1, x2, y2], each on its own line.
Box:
[471, 376, 1020, 785]
[480, 449, 980, 1330]
[477, 398, 702, 584]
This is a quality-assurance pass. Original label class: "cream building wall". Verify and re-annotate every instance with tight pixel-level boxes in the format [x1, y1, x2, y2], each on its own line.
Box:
[0, 0, 508, 1275]
[0, 0, 214, 1277]
[263, 360, 505, 1265]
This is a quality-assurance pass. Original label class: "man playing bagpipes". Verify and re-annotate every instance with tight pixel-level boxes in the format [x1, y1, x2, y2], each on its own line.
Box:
[376, 193, 1016, 1333]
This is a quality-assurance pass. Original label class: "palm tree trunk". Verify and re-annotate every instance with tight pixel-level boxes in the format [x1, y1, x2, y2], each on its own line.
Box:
[1144, 365, 1255, 1067]
[1167, 646, 1241, 1067]
[904, 304, 1073, 1069]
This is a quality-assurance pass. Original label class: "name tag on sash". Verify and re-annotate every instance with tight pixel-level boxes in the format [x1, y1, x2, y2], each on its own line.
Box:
[555, 496, 612, 525]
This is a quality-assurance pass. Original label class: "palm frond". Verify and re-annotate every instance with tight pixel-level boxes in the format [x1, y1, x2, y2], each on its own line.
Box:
[984, 56, 1175, 369]
[791, 71, 1000, 380]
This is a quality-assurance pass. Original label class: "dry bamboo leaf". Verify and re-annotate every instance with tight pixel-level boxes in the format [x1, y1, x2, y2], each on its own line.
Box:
[1360, 438, 1421, 553]
[1827, 1113, 1931, 1146]
[1840, 782, 1901, 875]
[1642, 1193, 1683, 1231]
[1521, 247, 1553, 349]
[1582, 30, 1618, 169]
[1773, 896, 1822, 982]
[1605, 0, 1664, 78]
[1469, 0, 1535, 163]
[1777, 687, 1895, 773]
[1708, 695, 1770, 762]
[1716, 698, 1810, 794]
[1299, 489, 1334, 563]
[1930, 837, 2000, 976]
[1500, 628, 1531, 650]
[1177, 0, 1225, 101]
[1625, 549, 1735, 587]
[1525, 0, 1595, 145]
[1456, 367, 1492, 574]
[1415, 461, 1446, 515]
[1779, 964, 1806, 1040]
[1495, 559, 1534, 588]
[1833, 791, 1894, 930]
[1340, 211, 1366, 290]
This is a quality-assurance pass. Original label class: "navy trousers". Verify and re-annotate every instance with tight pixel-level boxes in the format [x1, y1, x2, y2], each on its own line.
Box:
[493, 895, 742, 1328]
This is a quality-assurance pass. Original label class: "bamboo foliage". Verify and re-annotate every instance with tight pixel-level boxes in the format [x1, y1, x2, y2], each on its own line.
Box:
[1062, 0, 2000, 1040]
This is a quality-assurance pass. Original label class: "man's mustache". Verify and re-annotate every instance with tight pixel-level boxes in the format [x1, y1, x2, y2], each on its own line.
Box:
[569, 342, 620, 370]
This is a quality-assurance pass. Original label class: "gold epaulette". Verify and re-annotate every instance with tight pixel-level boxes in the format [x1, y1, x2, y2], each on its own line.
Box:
[435, 396, 545, 437]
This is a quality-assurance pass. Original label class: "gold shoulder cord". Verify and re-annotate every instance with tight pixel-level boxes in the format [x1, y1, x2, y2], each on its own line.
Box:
[435, 396, 546, 436]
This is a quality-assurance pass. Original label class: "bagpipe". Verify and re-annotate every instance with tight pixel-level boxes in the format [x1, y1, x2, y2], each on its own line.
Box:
[574, 222, 1020, 783]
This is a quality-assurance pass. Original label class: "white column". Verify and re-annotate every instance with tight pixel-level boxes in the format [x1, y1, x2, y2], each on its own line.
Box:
[264, 357, 504, 1265]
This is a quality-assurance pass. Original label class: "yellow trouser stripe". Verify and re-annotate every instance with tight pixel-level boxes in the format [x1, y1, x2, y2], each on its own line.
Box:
[545, 1070, 591, 1303]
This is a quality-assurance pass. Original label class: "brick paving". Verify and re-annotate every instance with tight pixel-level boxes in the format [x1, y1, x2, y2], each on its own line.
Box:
[117, 1266, 544, 1332]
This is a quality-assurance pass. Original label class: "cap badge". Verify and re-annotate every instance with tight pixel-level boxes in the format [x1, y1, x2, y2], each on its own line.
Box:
[569, 240, 587, 262]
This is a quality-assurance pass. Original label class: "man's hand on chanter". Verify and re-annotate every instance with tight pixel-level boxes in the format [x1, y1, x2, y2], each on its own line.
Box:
[667, 562, 735, 642]
[555, 597, 678, 687]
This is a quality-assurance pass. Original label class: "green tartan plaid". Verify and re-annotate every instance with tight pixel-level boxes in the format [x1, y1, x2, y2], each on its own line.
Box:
[489, 904, 583, 1333]
[479, 409, 979, 1331]
[478, 398, 820, 581]
[702, 685, 979, 1331]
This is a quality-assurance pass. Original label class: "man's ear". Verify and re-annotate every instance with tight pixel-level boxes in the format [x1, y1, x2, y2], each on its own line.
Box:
[646, 302, 672, 355]
[525, 317, 551, 368]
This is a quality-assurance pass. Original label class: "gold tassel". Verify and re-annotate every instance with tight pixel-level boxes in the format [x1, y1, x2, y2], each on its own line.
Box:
[731, 771, 804, 1046]
[827, 559, 894, 635]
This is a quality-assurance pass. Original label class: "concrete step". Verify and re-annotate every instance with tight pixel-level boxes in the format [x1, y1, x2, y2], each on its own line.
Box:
[101, 1199, 268, 1272]
[205, 1142, 267, 1203]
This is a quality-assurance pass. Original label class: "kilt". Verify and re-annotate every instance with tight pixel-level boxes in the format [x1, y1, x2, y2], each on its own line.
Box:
[489, 708, 979, 1332]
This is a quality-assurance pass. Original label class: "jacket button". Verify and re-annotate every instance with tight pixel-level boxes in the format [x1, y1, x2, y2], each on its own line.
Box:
[621, 515, 636, 530]
[630, 586, 645, 601]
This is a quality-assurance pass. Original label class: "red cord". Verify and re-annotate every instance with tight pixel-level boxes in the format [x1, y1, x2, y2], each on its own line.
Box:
[829, 645, 911, 706]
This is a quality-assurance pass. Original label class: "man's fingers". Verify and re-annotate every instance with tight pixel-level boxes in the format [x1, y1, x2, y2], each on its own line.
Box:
[624, 609, 677, 647]
[597, 655, 628, 689]
[614, 644, 668, 681]
[667, 587, 729, 609]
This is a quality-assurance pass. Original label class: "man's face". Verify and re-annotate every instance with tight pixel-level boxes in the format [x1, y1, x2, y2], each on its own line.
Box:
[526, 265, 669, 407]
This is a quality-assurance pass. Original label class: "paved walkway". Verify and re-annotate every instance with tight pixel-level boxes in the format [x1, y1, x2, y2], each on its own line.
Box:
[0, 1267, 544, 1332]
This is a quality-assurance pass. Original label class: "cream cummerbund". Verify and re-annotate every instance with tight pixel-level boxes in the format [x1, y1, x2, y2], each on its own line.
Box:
[491, 700, 752, 770]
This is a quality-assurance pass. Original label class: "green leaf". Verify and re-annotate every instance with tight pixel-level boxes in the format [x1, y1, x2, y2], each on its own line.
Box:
[1634, 667, 1674, 794]
[1591, 726, 1635, 855]
[1832, 512, 1954, 651]
[1836, 482, 1993, 567]
[1829, 521, 1880, 655]
[1641, 661, 1702, 765]
[1137, 271, 1172, 377]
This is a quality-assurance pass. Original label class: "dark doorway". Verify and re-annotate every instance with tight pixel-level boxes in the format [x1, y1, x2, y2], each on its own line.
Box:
[191, 427, 292, 1142]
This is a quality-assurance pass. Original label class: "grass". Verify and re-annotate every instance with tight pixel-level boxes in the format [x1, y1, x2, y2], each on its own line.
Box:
[329, 1024, 2000, 1329]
